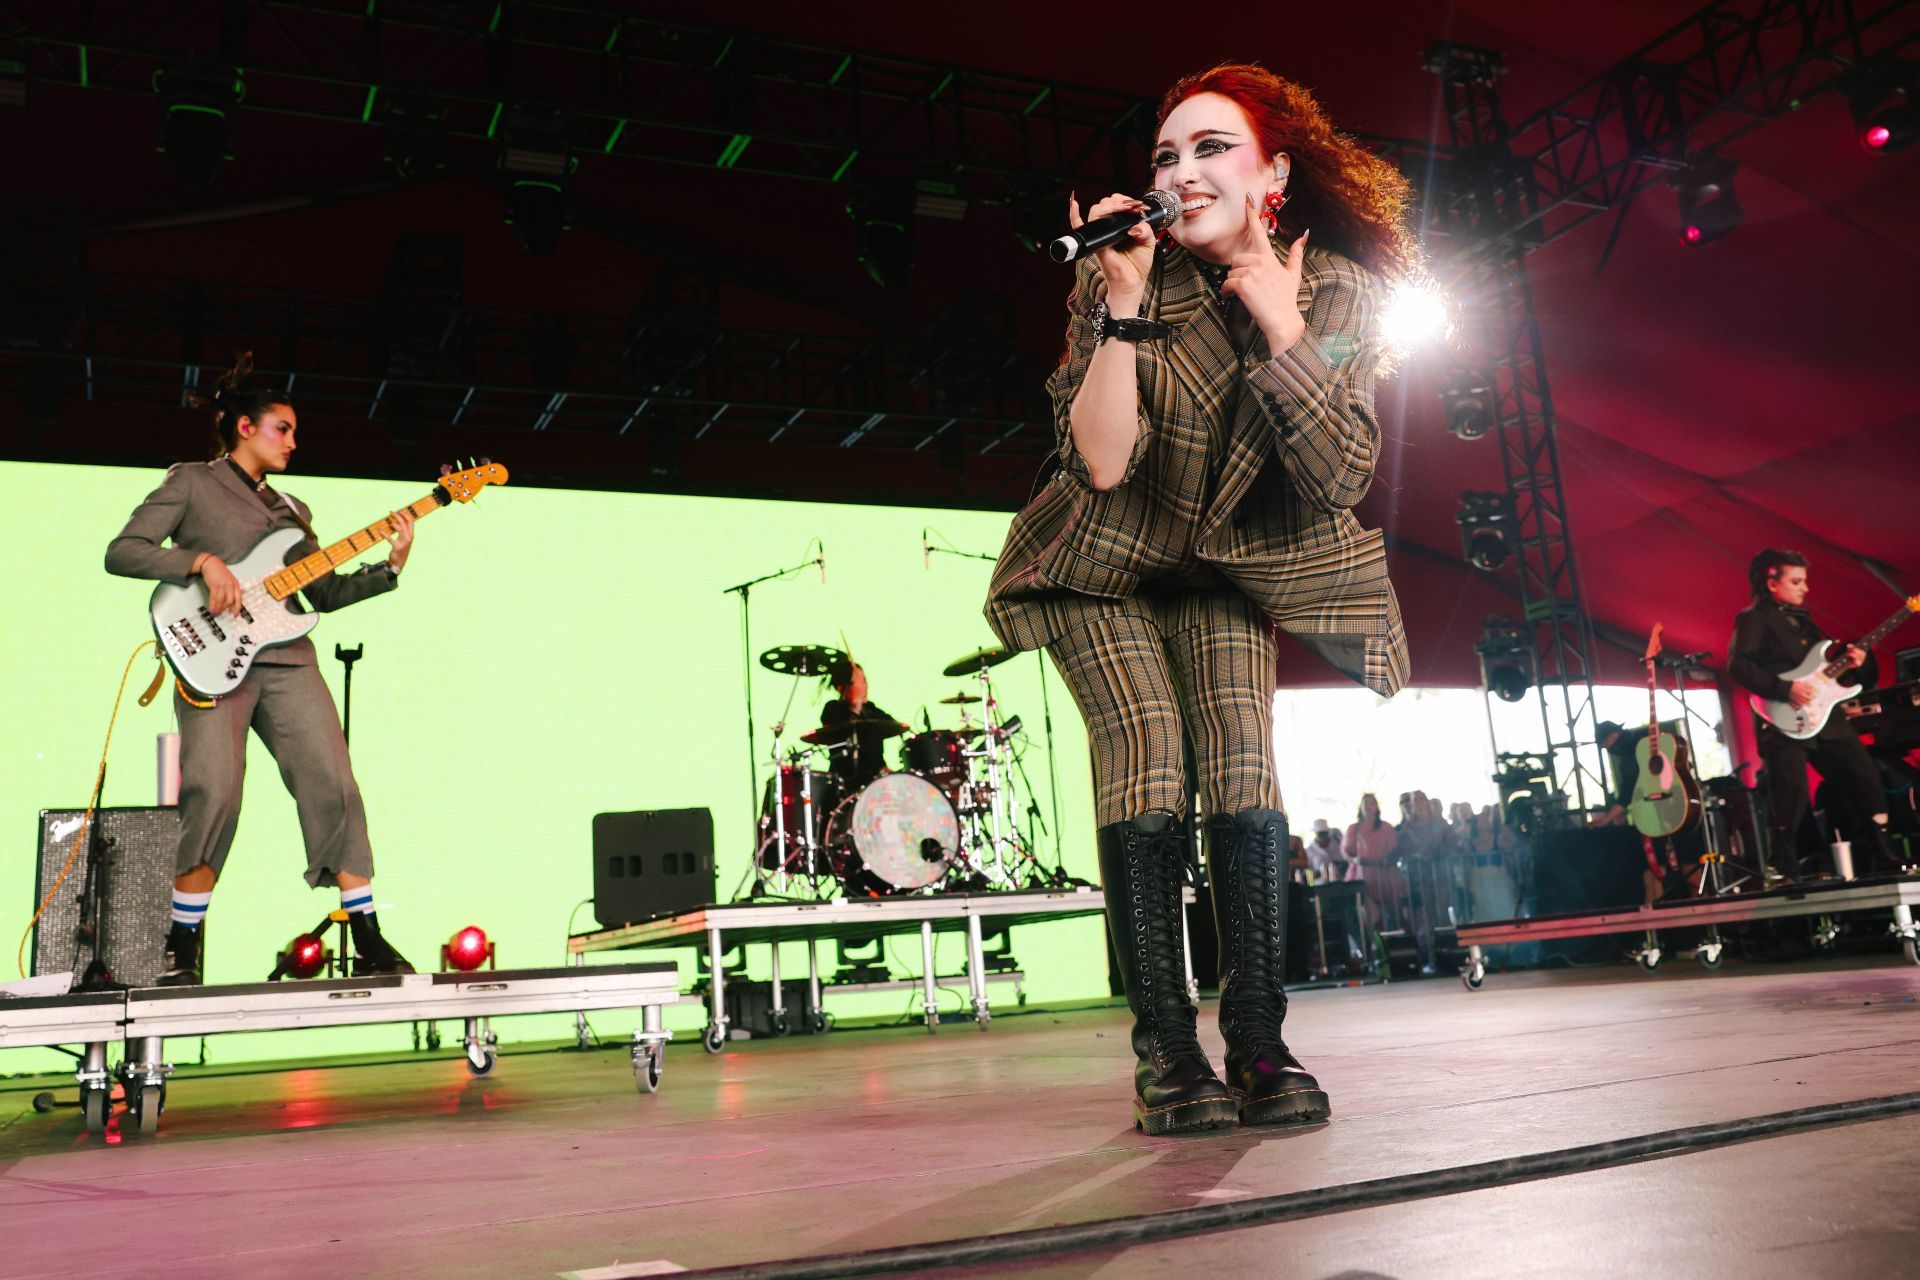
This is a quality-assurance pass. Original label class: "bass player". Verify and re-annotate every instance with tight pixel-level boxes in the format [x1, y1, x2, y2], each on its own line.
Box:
[104, 354, 416, 985]
[1728, 549, 1896, 880]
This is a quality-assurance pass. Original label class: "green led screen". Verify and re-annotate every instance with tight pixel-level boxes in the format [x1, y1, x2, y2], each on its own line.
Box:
[0, 461, 1107, 1071]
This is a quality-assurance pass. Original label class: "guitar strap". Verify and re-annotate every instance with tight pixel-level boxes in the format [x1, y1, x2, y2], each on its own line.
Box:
[225, 456, 320, 543]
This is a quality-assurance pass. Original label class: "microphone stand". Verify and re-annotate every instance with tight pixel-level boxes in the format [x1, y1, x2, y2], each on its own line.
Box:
[723, 547, 827, 861]
[335, 644, 364, 747]
[925, 537, 1066, 877]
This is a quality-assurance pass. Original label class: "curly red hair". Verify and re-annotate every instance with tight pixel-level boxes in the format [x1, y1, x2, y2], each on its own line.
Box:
[1158, 63, 1420, 281]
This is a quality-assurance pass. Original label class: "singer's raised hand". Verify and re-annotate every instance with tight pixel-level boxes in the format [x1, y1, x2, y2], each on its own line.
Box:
[1070, 192, 1154, 312]
[1220, 193, 1308, 355]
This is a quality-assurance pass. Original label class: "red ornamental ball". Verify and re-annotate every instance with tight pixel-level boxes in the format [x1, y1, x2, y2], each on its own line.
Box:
[447, 926, 490, 971]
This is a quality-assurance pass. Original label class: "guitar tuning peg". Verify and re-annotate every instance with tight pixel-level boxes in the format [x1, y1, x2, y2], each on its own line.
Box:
[439, 463, 454, 477]
[478, 456, 491, 466]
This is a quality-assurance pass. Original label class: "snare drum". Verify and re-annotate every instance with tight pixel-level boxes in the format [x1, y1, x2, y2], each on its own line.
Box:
[900, 730, 966, 791]
[825, 772, 959, 892]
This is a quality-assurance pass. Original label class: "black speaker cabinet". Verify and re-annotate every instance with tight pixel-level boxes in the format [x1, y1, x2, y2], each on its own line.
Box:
[34, 807, 181, 987]
[591, 808, 715, 930]
[1533, 825, 1647, 964]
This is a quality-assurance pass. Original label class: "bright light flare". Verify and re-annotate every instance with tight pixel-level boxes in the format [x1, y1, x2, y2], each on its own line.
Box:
[1379, 278, 1452, 355]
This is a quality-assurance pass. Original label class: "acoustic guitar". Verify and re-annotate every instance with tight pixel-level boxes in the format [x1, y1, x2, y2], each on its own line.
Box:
[1627, 623, 1702, 839]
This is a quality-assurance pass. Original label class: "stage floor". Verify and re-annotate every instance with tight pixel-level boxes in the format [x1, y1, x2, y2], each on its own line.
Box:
[4, 959, 1919, 1278]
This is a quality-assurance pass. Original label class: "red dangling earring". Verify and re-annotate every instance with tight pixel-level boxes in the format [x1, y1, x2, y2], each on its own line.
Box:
[1261, 189, 1288, 235]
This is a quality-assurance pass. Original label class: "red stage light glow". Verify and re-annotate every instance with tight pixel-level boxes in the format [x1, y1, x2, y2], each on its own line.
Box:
[1864, 124, 1892, 149]
[445, 925, 491, 971]
[1682, 225, 1703, 244]
[282, 933, 328, 980]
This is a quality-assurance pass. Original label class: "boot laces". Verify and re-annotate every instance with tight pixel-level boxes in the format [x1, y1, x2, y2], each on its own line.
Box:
[1127, 820, 1205, 1064]
[1222, 816, 1287, 1048]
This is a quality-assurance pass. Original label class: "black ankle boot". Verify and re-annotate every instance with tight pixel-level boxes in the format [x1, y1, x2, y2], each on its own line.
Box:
[348, 911, 415, 976]
[1097, 812, 1237, 1136]
[1205, 809, 1330, 1126]
[157, 922, 202, 986]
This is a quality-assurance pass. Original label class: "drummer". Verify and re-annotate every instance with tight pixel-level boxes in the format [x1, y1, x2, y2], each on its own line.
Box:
[820, 659, 904, 792]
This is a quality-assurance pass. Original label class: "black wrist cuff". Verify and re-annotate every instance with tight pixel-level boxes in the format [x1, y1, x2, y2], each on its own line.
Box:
[1092, 300, 1170, 345]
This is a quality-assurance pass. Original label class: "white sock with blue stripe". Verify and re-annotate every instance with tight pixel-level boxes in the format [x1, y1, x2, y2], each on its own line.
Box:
[340, 884, 375, 915]
[170, 889, 212, 929]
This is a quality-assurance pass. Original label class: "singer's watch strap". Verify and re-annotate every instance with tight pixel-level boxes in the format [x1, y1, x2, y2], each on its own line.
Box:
[1091, 300, 1170, 345]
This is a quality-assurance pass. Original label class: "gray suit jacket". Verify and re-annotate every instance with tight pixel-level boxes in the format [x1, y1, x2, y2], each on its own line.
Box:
[106, 460, 396, 666]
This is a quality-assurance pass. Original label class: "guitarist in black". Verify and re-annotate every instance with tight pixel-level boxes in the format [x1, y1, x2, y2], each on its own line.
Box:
[1728, 549, 1895, 879]
[105, 356, 417, 984]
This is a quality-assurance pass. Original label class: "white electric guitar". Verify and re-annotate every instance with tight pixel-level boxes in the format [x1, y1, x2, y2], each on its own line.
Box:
[150, 461, 508, 697]
[1751, 593, 1919, 740]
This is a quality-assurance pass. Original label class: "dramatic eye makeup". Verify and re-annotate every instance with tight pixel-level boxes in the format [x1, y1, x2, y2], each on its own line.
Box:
[1151, 135, 1243, 168]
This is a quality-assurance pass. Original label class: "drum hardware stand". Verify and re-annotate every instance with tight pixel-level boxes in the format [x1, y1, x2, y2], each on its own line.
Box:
[723, 542, 827, 878]
[925, 532, 1065, 877]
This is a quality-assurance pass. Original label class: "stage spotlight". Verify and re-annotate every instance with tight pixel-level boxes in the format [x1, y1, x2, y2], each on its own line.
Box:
[278, 933, 329, 981]
[1849, 63, 1916, 152]
[1439, 374, 1496, 440]
[1379, 277, 1450, 353]
[1455, 490, 1515, 571]
[847, 186, 916, 290]
[442, 925, 494, 973]
[1476, 618, 1533, 703]
[154, 64, 243, 185]
[384, 95, 448, 180]
[500, 107, 575, 255]
[1672, 157, 1740, 246]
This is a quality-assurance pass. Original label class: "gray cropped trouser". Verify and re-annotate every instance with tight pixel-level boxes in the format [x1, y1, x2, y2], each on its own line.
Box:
[173, 661, 374, 888]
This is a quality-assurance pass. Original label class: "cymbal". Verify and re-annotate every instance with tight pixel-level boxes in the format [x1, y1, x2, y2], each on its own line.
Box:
[942, 645, 1017, 678]
[954, 726, 986, 739]
[802, 718, 910, 746]
[760, 644, 846, 676]
[938, 692, 982, 705]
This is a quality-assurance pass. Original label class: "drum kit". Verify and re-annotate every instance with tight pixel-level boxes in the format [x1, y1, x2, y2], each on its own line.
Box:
[752, 642, 1040, 898]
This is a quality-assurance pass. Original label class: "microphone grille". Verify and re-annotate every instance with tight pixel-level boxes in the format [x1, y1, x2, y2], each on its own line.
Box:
[1140, 189, 1182, 225]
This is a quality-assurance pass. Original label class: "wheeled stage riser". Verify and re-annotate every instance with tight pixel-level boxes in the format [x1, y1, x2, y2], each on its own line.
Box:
[1456, 875, 1920, 988]
[0, 963, 680, 1139]
[570, 887, 1173, 1048]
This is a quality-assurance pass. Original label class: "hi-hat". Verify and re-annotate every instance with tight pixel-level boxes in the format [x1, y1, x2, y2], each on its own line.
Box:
[760, 644, 846, 676]
[942, 645, 1017, 678]
[938, 692, 982, 705]
[802, 718, 909, 746]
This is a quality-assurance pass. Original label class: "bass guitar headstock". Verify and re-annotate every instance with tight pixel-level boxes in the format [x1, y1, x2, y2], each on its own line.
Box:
[436, 459, 510, 503]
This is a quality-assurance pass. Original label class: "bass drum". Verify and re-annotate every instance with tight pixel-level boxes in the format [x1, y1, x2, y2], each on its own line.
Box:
[826, 773, 960, 893]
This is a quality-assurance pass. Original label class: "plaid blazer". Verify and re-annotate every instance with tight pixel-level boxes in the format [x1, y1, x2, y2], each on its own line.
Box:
[984, 240, 1409, 698]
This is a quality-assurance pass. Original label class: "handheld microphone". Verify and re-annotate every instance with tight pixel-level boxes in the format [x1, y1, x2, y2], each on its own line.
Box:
[1048, 189, 1182, 263]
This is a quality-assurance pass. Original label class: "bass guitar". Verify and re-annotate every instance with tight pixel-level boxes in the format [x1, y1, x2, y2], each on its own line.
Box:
[1750, 594, 1920, 740]
[150, 461, 508, 697]
[1628, 623, 1702, 839]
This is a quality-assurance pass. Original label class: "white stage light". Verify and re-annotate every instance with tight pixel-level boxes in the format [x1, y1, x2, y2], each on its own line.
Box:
[1380, 279, 1451, 353]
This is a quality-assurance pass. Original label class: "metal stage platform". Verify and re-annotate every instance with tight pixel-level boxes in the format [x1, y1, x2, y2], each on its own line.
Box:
[0, 962, 680, 1138]
[1456, 875, 1920, 990]
[568, 886, 1143, 1049]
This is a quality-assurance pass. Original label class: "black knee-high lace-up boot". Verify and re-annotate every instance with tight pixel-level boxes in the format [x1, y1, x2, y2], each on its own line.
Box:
[1205, 808, 1331, 1126]
[1097, 811, 1238, 1135]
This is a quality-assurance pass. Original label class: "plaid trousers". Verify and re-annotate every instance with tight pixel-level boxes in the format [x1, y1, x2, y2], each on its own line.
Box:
[1048, 586, 1282, 826]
